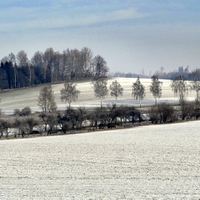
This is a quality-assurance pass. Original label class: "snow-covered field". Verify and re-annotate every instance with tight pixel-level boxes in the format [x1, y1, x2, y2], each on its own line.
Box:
[0, 78, 196, 113]
[0, 121, 200, 199]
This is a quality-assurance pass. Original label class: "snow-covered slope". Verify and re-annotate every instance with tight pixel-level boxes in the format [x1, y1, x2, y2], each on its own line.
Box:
[0, 120, 200, 199]
[0, 78, 196, 113]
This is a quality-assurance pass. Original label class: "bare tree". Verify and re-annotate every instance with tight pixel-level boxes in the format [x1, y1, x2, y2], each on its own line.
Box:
[13, 117, 23, 137]
[52, 51, 61, 82]
[16, 50, 29, 67]
[43, 48, 56, 82]
[60, 82, 80, 108]
[132, 77, 145, 107]
[76, 107, 89, 130]
[0, 117, 12, 138]
[38, 85, 57, 112]
[46, 113, 58, 135]
[190, 68, 200, 108]
[157, 103, 176, 123]
[8, 53, 17, 87]
[24, 116, 40, 135]
[59, 50, 68, 81]
[62, 49, 74, 81]
[171, 76, 188, 104]
[31, 51, 45, 82]
[81, 47, 93, 77]
[92, 55, 108, 77]
[16, 50, 34, 86]
[73, 49, 82, 79]
[110, 80, 124, 101]
[92, 78, 108, 108]
[180, 101, 194, 120]
[31, 51, 44, 67]
[150, 75, 162, 105]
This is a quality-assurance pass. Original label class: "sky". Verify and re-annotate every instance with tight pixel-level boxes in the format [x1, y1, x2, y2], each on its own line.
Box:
[0, 0, 200, 75]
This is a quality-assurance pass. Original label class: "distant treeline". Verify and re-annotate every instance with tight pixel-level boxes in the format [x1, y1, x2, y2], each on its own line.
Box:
[0, 47, 109, 90]
[111, 66, 196, 80]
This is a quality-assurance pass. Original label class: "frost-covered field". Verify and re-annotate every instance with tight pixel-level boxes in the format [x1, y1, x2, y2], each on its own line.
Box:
[0, 78, 196, 113]
[0, 121, 200, 199]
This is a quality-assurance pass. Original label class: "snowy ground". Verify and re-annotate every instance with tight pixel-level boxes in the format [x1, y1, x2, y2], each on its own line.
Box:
[0, 121, 200, 199]
[0, 78, 196, 114]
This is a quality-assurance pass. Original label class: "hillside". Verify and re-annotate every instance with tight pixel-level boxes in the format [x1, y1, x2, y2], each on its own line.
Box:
[0, 78, 196, 113]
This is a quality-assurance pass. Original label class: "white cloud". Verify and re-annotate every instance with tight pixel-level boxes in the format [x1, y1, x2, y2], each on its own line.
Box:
[109, 7, 147, 20]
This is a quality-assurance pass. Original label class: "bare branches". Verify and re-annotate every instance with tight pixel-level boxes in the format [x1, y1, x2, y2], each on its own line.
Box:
[38, 85, 57, 112]
[132, 77, 145, 107]
[110, 80, 124, 101]
[60, 82, 80, 108]
[92, 78, 108, 108]
[150, 75, 162, 105]
[171, 76, 188, 104]
[92, 55, 109, 77]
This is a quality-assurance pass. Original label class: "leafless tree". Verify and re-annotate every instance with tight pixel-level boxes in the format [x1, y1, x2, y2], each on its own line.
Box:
[31, 51, 44, 67]
[31, 51, 45, 81]
[92, 78, 108, 108]
[16, 50, 34, 86]
[62, 49, 75, 81]
[81, 47, 93, 77]
[52, 51, 61, 82]
[76, 107, 89, 129]
[24, 116, 40, 135]
[171, 76, 188, 104]
[8, 53, 17, 87]
[0, 117, 12, 138]
[60, 82, 80, 108]
[13, 117, 23, 137]
[190, 68, 200, 108]
[150, 75, 162, 105]
[92, 55, 108, 77]
[16, 50, 29, 67]
[110, 80, 124, 101]
[38, 85, 57, 112]
[132, 77, 145, 107]
[46, 113, 58, 135]
[43, 48, 58, 82]
[180, 101, 194, 120]
[73, 49, 83, 79]
[13, 116, 40, 138]
[157, 103, 176, 123]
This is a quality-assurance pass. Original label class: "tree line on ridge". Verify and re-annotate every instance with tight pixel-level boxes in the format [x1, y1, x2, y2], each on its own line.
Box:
[0, 47, 108, 90]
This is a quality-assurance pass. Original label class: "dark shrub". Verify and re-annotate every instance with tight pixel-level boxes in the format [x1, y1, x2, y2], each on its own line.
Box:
[180, 101, 194, 120]
[158, 103, 176, 123]
[14, 109, 21, 116]
[20, 106, 31, 116]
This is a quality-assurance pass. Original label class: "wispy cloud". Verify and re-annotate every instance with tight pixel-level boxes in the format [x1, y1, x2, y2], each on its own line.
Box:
[0, 3, 148, 32]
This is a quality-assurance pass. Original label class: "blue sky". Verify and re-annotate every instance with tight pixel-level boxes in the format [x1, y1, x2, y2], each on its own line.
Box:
[0, 0, 200, 74]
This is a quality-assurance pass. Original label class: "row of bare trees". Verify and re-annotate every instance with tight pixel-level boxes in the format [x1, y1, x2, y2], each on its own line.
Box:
[38, 73, 200, 112]
[132, 71, 200, 108]
[0, 104, 145, 138]
[1, 100, 200, 139]
[0, 47, 109, 89]
[37, 78, 124, 111]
